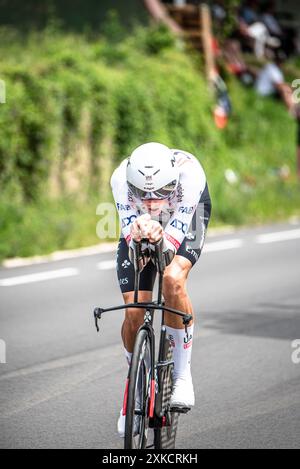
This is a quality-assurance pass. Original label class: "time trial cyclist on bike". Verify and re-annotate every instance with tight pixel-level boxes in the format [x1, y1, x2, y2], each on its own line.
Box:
[111, 142, 212, 437]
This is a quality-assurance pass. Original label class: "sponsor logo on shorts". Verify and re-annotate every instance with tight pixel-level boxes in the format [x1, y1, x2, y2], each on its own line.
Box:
[119, 277, 129, 286]
[122, 260, 131, 269]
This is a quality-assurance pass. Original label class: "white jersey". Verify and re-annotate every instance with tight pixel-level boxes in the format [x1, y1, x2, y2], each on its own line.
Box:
[110, 149, 207, 252]
[255, 63, 283, 96]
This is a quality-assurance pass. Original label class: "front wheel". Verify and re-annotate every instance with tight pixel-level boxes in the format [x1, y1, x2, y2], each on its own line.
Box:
[124, 329, 152, 449]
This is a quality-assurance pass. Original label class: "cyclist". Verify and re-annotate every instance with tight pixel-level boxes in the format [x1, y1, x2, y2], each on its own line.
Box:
[111, 142, 212, 437]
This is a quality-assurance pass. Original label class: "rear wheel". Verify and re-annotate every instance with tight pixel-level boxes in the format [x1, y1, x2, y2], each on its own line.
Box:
[124, 329, 152, 449]
[154, 337, 179, 449]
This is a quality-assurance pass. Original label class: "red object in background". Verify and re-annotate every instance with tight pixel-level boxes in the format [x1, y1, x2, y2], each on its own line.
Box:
[212, 37, 221, 57]
[213, 105, 228, 129]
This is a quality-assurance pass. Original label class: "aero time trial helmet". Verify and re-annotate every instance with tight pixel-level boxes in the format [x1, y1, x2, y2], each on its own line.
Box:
[126, 142, 179, 200]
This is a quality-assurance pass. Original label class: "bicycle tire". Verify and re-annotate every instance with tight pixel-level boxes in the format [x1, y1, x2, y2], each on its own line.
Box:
[124, 328, 152, 449]
[154, 338, 179, 449]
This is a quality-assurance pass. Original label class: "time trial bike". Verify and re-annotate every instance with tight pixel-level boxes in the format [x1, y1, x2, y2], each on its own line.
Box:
[94, 239, 192, 449]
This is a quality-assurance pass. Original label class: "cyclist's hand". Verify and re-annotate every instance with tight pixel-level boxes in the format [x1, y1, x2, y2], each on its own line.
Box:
[293, 103, 300, 120]
[131, 214, 151, 242]
[148, 220, 163, 244]
[131, 214, 163, 243]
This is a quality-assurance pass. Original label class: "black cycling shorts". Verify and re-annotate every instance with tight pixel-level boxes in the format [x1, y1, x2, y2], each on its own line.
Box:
[116, 183, 212, 293]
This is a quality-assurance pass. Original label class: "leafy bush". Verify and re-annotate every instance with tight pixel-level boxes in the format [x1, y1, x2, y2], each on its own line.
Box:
[0, 22, 299, 260]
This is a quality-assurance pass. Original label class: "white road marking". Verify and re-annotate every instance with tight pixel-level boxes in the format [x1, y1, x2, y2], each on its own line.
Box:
[98, 239, 244, 269]
[0, 268, 79, 287]
[2, 242, 118, 268]
[203, 239, 243, 252]
[97, 260, 116, 270]
[1, 228, 299, 286]
[256, 228, 300, 244]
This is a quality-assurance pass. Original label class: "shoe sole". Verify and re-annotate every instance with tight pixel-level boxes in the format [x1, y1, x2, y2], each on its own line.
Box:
[170, 405, 191, 414]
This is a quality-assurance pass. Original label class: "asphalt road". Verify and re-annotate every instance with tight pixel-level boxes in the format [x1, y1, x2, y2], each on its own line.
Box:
[0, 221, 300, 449]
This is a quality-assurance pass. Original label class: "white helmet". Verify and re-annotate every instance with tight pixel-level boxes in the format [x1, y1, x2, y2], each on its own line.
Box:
[126, 142, 179, 200]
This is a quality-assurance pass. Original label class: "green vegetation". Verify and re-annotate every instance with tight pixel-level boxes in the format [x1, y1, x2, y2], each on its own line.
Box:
[0, 21, 299, 261]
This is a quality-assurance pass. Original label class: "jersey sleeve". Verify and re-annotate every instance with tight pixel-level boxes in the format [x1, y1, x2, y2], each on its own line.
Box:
[270, 64, 284, 86]
[110, 160, 138, 245]
[164, 153, 207, 252]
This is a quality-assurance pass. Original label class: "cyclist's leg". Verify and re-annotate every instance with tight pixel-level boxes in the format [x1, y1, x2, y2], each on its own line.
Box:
[162, 256, 195, 402]
[121, 291, 152, 353]
[163, 182, 212, 328]
[163, 255, 194, 329]
[117, 237, 157, 353]
[162, 185, 212, 406]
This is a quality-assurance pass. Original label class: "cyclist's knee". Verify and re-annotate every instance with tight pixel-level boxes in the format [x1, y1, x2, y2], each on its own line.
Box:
[124, 308, 144, 332]
[123, 290, 152, 304]
[163, 259, 190, 300]
[163, 273, 185, 301]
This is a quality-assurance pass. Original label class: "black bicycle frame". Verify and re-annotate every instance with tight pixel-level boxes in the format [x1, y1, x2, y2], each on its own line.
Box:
[93, 240, 193, 419]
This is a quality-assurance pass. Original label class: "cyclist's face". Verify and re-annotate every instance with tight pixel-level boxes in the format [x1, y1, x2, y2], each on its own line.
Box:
[142, 199, 168, 216]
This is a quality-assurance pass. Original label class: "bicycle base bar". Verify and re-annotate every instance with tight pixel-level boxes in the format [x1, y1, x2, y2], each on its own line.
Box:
[94, 303, 192, 322]
[93, 303, 192, 332]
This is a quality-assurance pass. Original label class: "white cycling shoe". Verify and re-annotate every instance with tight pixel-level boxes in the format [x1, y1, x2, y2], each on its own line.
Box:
[117, 408, 141, 438]
[170, 376, 195, 409]
[118, 376, 194, 436]
[118, 384, 142, 438]
[118, 409, 126, 438]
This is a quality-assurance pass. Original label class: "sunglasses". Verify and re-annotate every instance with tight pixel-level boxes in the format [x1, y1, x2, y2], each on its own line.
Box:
[128, 180, 177, 200]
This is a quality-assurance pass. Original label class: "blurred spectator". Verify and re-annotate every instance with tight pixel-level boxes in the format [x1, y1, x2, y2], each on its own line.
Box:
[260, 1, 296, 56]
[247, 21, 280, 58]
[236, 1, 280, 59]
[212, 1, 226, 23]
[239, 0, 259, 26]
[255, 49, 286, 97]
[255, 48, 300, 179]
[260, 1, 282, 37]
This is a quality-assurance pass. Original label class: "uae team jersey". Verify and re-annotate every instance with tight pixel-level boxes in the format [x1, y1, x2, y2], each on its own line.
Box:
[110, 149, 207, 253]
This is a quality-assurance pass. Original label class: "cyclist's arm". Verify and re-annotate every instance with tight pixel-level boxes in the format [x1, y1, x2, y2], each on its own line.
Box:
[111, 163, 152, 271]
[164, 157, 207, 254]
[110, 162, 138, 245]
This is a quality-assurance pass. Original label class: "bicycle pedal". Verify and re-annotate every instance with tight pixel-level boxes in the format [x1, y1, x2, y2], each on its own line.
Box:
[170, 406, 191, 414]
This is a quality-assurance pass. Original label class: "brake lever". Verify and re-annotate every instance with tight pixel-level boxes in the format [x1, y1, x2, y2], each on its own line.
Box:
[94, 307, 103, 332]
[182, 314, 193, 341]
